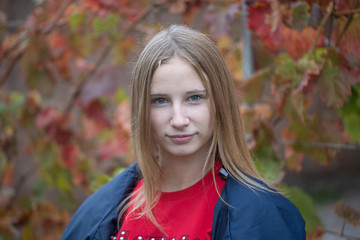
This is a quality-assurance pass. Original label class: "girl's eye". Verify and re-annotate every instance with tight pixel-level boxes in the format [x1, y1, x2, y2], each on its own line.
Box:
[152, 98, 168, 105]
[189, 95, 202, 102]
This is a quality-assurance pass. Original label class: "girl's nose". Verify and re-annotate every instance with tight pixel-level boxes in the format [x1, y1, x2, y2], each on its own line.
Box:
[170, 105, 190, 128]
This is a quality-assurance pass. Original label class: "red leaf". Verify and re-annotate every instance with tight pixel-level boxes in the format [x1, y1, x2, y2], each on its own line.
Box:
[335, 0, 359, 11]
[99, 139, 127, 160]
[247, 0, 282, 51]
[333, 14, 360, 59]
[36, 107, 73, 145]
[48, 32, 67, 52]
[295, 62, 322, 95]
[248, 1, 324, 58]
[80, 100, 111, 129]
[36, 107, 60, 129]
[60, 144, 77, 170]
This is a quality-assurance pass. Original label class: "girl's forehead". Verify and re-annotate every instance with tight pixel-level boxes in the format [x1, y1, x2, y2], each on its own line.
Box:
[151, 57, 204, 86]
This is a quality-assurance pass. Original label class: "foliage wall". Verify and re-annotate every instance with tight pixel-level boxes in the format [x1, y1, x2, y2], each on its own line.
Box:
[1, 0, 360, 239]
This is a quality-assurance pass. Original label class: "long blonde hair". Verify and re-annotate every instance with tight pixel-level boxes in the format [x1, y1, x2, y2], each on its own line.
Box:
[120, 24, 267, 227]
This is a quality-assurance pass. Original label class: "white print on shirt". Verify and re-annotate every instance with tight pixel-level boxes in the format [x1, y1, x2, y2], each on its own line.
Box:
[112, 232, 201, 240]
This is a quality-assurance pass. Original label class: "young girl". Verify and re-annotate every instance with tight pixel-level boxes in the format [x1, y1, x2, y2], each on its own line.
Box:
[61, 25, 305, 240]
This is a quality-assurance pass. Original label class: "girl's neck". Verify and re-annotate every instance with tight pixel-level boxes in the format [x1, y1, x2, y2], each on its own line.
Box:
[159, 154, 211, 192]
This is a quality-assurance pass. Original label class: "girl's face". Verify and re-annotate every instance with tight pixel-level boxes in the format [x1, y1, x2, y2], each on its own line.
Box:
[150, 56, 213, 160]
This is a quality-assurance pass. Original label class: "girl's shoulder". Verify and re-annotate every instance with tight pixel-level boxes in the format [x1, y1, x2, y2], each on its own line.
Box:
[216, 173, 306, 239]
[224, 174, 300, 215]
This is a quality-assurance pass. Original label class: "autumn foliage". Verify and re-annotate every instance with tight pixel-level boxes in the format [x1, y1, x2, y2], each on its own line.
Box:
[0, 0, 360, 239]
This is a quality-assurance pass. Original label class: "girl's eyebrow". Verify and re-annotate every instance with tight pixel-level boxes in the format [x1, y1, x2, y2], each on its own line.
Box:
[186, 89, 207, 95]
[150, 89, 207, 96]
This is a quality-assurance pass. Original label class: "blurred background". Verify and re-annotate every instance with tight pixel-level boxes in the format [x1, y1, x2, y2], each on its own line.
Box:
[0, 0, 359, 239]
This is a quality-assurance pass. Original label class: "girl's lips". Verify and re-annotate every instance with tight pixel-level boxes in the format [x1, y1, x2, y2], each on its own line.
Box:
[168, 134, 195, 144]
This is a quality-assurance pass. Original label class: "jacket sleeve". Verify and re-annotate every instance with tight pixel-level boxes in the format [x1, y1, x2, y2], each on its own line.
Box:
[213, 177, 306, 240]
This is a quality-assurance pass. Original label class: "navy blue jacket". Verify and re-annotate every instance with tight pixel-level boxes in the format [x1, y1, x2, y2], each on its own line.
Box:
[61, 163, 305, 240]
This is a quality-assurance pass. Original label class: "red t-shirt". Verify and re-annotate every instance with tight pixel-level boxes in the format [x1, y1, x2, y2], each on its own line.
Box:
[112, 164, 226, 240]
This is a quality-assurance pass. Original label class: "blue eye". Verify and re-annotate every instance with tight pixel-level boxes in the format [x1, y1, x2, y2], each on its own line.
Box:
[189, 95, 201, 102]
[152, 98, 168, 105]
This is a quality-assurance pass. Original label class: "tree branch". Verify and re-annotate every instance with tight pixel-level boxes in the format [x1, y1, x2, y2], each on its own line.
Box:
[6, 163, 38, 209]
[325, 229, 360, 240]
[334, 8, 360, 17]
[0, 51, 24, 88]
[281, 139, 360, 150]
[335, 2, 359, 46]
[0, 0, 75, 88]
[40, 0, 76, 35]
[308, 1, 334, 60]
[62, 3, 156, 115]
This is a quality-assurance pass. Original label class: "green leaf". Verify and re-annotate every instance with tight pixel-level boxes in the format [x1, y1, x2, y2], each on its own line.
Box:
[112, 167, 125, 177]
[0, 92, 25, 122]
[89, 174, 112, 192]
[316, 48, 360, 108]
[282, 186, 322, 232]
[114, 88, 129, 103]
[98, 129, 115, 140]
[0, 151, 6, 169]
[55, 169, 72, 193]
[287, 114, 340, 164]
[338, 84, 360, 143]
[241, 68, 269, 105]
[253, 123, 284, 183]
[274, 53, 300, 84]
[291, 1, 310, 32]
[93, 18, 104, 37]
[69, 12, 85, 31]
[105, 14, 120, 39]
[35, 141, 58, 167]
[32, 179, 48, 204]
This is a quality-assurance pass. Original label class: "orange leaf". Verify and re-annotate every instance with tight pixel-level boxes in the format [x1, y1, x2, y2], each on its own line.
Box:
[170, 0, 186, 14]
[282, 128, 304, 172]
[48, 32, 67, 51]
[253, 103, 272, 120]
[306, 226, 325, 240]
[284, 145, 304, 172]
[1, 164, 14, 187]
[281, 26, 323, 60]
[82, 115, 107, 139]
[115, 101, 131, 138]
[334, 200, 360, 226]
